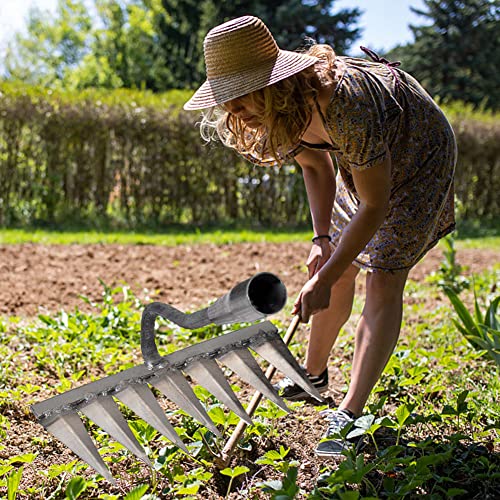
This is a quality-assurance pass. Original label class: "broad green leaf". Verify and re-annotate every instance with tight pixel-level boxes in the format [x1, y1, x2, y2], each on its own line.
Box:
[259, 479, 283, 491]
[457, 390, 469, 408]
[176, 483, 201, 495]
[124, 484, 149, 500]
[353, 414, 375, 430]
[338, 490, 360, 500]
[395, 404, 411, 426]
[208, 407, 228, 426]
[220, 466, 249, 479]
[65, 477, 88, 500]
[8, 454, 37, 465]
[7, 467, 23, 500]
[447, 488, 468, 497]
[346, 427, 367, 439]
[260, 450, 284, 461]
[0, 465, 14, 477]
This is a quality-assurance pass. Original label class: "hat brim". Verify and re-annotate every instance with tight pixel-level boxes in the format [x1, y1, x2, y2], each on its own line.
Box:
[183, 50, 318, 110]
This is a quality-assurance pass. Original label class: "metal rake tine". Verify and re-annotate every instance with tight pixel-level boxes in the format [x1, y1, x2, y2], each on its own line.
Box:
[44, 413, 116, 485]
[150, 370, 221, 437]
[251, 335, 324, 402]
[114, 383, 188, 453]
[218, 348, 289, 412]
[184, 358, 253, 425]
[80, 396, 152, 467]
[217, 314, 302, 469]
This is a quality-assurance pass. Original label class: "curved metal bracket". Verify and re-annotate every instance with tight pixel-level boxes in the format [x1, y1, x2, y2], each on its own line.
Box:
[140, 272, 287, 367]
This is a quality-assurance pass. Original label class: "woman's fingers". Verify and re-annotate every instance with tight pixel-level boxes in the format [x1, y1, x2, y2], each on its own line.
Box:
[292, 295, 301, 316]
[292, 292, 309, 322]
[300, 303, 311, 323]
[295, 276, 332, 323]
[293, 289, 313, 323]
[306, 256, 318, 279]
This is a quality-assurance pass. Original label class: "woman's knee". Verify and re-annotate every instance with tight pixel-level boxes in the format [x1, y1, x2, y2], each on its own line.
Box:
[365, 269, 409, 304]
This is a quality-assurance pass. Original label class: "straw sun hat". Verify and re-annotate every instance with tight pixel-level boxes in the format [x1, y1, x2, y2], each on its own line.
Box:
[183, 16, 319, 110]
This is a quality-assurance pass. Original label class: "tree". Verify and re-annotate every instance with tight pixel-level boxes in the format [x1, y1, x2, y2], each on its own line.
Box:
[199, 0, 361, 53]
[67, 0, 172, 90]
[4, 0, 93, 86]
[385, 0, 500, 110]
[3, 0, 362, 91]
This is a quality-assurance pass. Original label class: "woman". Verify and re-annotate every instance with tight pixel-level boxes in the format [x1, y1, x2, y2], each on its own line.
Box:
[184, 16, 456, 457]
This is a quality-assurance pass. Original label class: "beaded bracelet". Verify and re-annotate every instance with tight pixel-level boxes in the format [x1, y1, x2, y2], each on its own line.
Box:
[312, 234, 332, 243]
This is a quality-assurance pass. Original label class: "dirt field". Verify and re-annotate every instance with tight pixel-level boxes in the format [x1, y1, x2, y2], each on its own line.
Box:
[1, 242, 498, 497]
[0, 242, 497, 317]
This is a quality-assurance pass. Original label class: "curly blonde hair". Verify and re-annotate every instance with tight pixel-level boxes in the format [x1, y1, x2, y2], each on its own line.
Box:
[199, 44, 338, 166]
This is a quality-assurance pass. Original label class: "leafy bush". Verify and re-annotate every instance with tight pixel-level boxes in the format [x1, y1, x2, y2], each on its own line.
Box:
[446, 101, 500, 219]
[0, 81, 308, 228]
[1, 84, 499, 228]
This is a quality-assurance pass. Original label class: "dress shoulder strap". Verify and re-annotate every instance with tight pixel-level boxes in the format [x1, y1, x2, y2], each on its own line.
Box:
[359, 46, 402, 87]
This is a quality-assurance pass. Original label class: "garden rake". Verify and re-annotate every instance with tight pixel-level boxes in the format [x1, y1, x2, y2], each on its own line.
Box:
[31, 272, 322, 484]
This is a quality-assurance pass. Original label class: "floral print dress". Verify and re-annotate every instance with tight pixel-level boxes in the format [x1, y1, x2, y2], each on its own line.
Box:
[300, 55, 457, 272]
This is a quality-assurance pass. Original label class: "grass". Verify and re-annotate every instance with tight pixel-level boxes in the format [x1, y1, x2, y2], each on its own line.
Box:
[0, 218, 499, 248]
[0, 227, 312, 245]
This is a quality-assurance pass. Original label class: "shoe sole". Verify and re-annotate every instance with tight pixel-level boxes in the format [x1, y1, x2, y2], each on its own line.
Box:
[314, 437, 366, 458]
[314, 449, 346, 458]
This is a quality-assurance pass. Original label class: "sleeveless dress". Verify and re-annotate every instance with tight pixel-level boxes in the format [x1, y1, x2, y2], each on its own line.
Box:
[245, 52, 457, 272]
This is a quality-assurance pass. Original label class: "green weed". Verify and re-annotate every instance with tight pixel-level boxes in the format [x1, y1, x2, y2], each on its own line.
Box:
[443, 283, 499, 366]
[1, 266, 499, 498]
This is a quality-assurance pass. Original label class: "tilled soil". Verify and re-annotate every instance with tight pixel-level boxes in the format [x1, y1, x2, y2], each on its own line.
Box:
[0, 242, 497, 317]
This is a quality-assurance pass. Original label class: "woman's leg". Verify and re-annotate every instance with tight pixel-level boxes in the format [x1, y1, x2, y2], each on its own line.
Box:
[305, 264, 360, 376]
[340, 268, 409, 416]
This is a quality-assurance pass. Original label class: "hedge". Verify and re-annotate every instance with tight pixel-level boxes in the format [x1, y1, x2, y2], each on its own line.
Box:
[0, 82, 498, 227]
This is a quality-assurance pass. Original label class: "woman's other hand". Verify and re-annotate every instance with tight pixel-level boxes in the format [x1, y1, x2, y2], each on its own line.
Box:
[292, 274, 332, 323]
[306, 239, 332, 279]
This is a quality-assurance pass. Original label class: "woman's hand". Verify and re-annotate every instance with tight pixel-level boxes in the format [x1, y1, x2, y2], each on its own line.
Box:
[292, 274, 332, 323]
[306, 239, 332, 279]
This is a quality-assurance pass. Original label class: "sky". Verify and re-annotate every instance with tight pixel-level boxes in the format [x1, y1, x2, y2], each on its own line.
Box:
[0, 0, 428, 59]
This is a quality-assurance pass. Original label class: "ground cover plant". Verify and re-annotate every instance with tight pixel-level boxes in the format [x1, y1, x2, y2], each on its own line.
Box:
[0, 238, 498, 498]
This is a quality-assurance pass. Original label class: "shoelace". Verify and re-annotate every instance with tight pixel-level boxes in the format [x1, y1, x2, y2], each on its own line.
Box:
[277, 375, 296, 389]
[277, 367, 319, 389]
[319, 409, 354, 437]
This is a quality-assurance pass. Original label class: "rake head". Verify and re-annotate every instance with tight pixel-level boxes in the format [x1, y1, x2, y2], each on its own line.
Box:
[31, 273, 322, 483]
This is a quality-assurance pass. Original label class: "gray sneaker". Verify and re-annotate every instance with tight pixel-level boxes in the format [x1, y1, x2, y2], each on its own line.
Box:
[315, 409, 364, 457]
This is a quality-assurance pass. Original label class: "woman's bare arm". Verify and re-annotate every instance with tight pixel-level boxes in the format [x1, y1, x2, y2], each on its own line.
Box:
[295, 148, 337, 277]
[293, 148, 392, 321]
[295, 148, 336, 237]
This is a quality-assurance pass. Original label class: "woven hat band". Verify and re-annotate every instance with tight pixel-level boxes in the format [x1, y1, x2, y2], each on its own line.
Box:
[204, 16, 279, 78]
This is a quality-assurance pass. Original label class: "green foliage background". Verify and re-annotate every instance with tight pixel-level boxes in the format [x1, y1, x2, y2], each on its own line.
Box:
[1, 0, 499, 228]
[3, 0, 361, 92]
[385, 0, 500, 111]
[0, 82, 499, 227]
